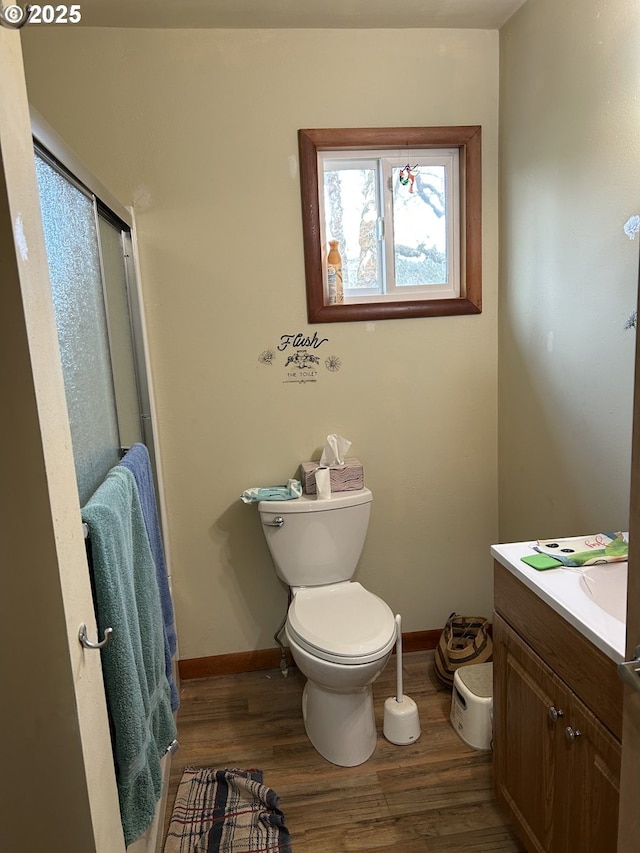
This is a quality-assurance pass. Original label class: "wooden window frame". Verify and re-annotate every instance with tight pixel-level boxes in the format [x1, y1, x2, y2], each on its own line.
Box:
[298, 126, 482, 324]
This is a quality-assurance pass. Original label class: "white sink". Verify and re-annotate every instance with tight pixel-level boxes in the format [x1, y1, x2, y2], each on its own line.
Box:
[579, 562, 628, 624]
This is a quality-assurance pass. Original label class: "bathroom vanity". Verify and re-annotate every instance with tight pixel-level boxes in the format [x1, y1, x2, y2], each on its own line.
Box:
[491, 542, 625, 853]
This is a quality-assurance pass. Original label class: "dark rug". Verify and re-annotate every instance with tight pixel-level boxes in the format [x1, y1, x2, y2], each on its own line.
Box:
[164, 768, 292, 853]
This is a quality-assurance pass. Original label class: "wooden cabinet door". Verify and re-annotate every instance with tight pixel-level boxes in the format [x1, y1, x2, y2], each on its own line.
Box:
[495, 612, 622, 853]
[494, 614, 563, 852]
[560, 696, 621, 853]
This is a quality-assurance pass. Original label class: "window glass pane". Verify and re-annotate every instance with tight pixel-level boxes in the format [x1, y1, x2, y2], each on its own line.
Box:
[323, 162, 381, 293]
[35, 154, 120, 505]
[391, 164, 448, 287]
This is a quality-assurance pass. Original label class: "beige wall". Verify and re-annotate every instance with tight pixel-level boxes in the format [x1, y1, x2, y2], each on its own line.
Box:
[22, 27, 499, 659]
[499, 0, 640, 542]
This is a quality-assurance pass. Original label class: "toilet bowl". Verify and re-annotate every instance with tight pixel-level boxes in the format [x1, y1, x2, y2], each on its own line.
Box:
[258, 488, 395, 766]
[286, 582, 395, 765]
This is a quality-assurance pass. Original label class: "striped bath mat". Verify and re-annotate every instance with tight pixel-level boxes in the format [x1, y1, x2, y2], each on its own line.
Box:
[164, 768, 292, 853]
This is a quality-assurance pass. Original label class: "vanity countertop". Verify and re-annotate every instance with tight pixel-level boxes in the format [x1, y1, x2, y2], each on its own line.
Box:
[491, 540, 626, 663]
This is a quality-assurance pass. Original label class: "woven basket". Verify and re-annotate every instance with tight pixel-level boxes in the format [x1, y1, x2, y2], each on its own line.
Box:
[434, 613, 493, 688]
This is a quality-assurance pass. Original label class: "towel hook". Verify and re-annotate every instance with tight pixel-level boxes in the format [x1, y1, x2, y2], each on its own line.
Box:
[78, 623, 113, 650]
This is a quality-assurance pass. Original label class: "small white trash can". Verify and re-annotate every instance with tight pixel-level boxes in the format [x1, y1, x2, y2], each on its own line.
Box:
[450, 661, 493, 750]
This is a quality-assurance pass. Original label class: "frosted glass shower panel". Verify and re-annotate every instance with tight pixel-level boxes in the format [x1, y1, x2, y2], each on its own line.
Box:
[35, 154, 120, 504]
[98, 215, 143, 449]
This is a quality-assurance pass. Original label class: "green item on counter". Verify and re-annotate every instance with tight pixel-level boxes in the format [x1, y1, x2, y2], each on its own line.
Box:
[521, 554, 564, 571]
[535, 532, 628, 567]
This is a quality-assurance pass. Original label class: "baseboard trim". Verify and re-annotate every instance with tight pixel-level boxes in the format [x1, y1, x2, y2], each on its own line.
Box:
[402, 628, 441, 653]
[179, 648, 294, 680]
[178, 628, 442, 681]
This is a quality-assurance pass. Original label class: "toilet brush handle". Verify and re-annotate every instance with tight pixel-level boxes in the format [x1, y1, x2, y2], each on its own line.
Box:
[395, 614, 403, 702]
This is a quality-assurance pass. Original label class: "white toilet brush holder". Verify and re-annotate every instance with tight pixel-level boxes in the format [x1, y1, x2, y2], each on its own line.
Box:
[383, 614, 421, 745]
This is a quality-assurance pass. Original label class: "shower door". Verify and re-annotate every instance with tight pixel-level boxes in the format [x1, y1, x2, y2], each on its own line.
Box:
[34, 145, 149, 504]
[31, 125, 168, 853]
[32, 119, 171, 853]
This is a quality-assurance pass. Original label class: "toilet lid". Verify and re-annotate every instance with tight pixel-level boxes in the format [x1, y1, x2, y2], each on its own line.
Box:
[287, 582, 396, 663]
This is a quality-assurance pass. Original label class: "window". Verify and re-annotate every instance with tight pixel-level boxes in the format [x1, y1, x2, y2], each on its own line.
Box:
[299, 126, 482, 323]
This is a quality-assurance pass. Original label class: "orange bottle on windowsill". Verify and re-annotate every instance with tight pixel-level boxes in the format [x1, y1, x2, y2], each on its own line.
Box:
[327, 240, 344, 304]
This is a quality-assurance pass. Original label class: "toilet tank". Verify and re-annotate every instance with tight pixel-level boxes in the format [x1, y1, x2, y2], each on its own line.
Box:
[258, 488, 372, 587]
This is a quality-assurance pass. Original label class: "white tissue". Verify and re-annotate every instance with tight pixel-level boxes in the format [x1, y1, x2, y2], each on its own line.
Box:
[315, 467, 332, 499]
[319, 433, 351, 468]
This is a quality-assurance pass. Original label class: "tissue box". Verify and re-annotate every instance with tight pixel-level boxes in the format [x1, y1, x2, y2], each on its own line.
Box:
[300, 458, 364, 495]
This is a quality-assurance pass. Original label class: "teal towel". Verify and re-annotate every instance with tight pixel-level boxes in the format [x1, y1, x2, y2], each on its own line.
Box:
[82, 466, 177, 846]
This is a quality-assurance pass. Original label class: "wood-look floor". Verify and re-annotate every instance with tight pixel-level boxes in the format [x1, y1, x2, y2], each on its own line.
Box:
[163, 651, 525, 852]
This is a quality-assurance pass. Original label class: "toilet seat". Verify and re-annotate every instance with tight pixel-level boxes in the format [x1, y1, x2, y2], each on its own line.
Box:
[287, 582, 396, 665]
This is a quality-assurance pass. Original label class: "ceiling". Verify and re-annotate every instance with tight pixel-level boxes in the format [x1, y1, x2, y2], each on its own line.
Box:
[72, 0, 529, 29]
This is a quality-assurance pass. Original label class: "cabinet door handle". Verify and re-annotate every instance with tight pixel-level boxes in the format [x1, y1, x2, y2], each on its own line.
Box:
[565, 726, 582, 742]
[548, 705, 564, 722]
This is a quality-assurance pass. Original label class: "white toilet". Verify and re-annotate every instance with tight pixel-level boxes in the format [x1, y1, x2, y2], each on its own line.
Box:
[258, 487, 396, 767]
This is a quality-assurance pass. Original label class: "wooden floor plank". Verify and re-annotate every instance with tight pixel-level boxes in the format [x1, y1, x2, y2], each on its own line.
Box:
[163, 650, 524, 851]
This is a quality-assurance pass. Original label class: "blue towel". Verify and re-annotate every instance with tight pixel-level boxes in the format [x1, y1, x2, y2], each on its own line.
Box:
[82, 466, 177, 846]
[120, 443, 179, 711]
